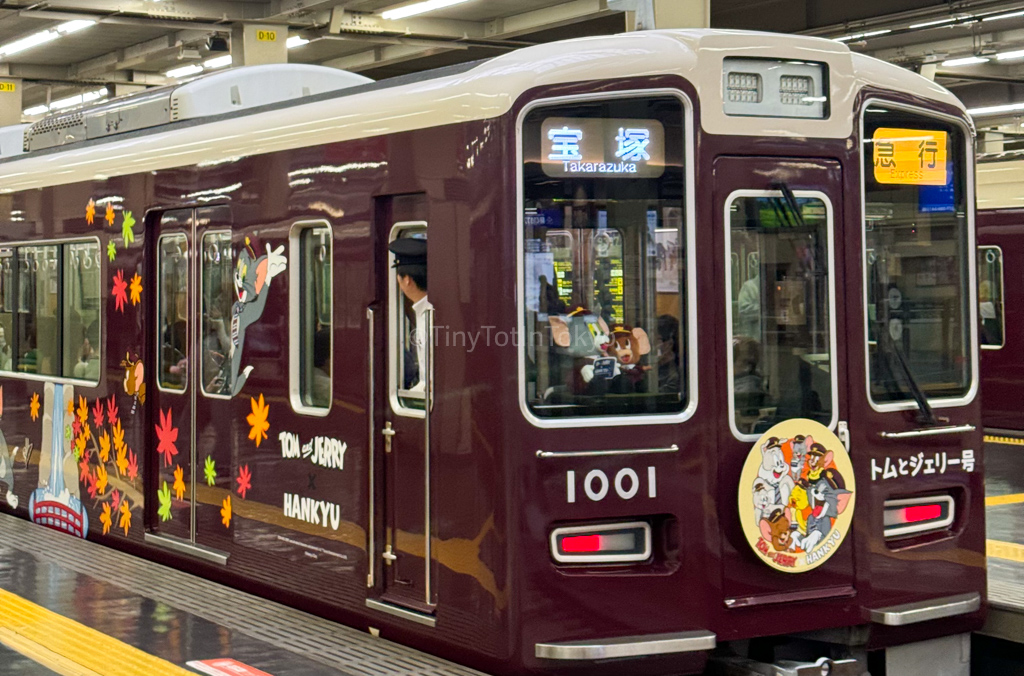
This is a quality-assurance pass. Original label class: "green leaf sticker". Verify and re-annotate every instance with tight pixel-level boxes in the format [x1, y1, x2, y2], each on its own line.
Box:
[204, 456, 217, 486]
[107, 240, 116, 262]
[121, 211, 136, 249]
[158, 481, 172, 522]
[64, 425, 72, 441]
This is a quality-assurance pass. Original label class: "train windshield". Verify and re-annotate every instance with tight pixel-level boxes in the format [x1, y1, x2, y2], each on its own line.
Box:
[520, 95, 687, 419]
[863, 108, 972, 404]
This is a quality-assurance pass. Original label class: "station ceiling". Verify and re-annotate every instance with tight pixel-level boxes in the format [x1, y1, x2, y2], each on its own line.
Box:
[0, 0, 1022, 136]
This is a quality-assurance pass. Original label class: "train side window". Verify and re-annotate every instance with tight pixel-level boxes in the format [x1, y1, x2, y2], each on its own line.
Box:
[63, 241, 102, 382]
[200, 231, 233, 397]
[520, 95, 688, 421]
[157, 234, 189, 392]
[389, 223, 428, 415]
[726, 193, 835, 438]
[0, 252, 13, 372]
[289, 222, 333, 413]
[17, 245, 60, 376]
[978, 246, 1004, 349]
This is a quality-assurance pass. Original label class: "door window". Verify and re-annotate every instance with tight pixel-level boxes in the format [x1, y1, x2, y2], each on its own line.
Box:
[157, 234, 189, 392]
[726, 192, 835, 438]
[292, 223, 333, 411]
[389, 224, 428, 414]
[200, 232, 233, 396]
[977, 246, 1004, 349]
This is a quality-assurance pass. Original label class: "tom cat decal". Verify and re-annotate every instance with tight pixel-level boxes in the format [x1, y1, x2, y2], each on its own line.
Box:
[738, 419, 855, 573]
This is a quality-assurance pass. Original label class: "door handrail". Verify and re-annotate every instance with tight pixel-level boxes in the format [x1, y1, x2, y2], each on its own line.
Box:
[878, 424, 976, 439]
[366, 306, 375, 589]
[423, 305, 434, 607]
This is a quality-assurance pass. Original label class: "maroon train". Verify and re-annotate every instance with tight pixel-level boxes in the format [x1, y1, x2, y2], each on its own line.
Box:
[0, 29, 985, 676]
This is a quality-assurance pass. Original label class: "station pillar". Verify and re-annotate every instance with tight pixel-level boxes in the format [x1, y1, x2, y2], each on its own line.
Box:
[231, 24, 288, 66]
[0, 77, 23, 126]
[614, 0, 710, 30]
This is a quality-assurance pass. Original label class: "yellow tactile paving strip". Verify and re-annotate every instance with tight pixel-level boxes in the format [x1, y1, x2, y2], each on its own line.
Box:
[987, 493, 1024, 507]
[988, 540, 1024, 564]
[985, 434, 1024, 446]
[0, 587, 195, 676]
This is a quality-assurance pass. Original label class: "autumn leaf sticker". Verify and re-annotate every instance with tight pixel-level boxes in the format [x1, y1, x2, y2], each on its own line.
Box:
[107, 396, 119, 426]
[246, 394, 270, 448]
[107, 240, 116, 262]
[129, 273, 143, 306]
[95, 463, 108, 495]
[157, 482, 172, 522]
[127, 449, 138, 480]
[115, 444, 128, 476]
[173, 465, 185, 500]
[119, 498, 132, 535]
[121, 211, 136, 248]
[236, 465, 252, 499]
[92, 399, 104, 428]
[204, 456, 217, 486]
[112, 269, 128, 312]
[100, 503, 112, 535]
[221, 495, 232, 528]
[86, 198, 96, 225]
[29, 392, 39, 421]
[155, 408, 178, 467]
[105, 202, 115, 226]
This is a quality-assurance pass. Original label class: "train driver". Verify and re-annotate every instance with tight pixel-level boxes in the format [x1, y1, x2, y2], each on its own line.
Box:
[389, 237, 431, 392]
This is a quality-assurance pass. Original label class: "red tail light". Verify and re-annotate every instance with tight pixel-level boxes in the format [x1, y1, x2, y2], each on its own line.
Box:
[884, 496, 954, 539]
[551, 522, 651, 563]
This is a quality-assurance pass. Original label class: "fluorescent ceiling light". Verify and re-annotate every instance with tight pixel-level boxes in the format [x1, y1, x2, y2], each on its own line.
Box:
[57, 20, 96, 34]
[22, 105, 48, 116]
[50, 88, 106, 111]
[997, 48, 1024, 60]
[835, 29, 892, 42]
[0, 19, 95, 58]
[165, 63, 204, 79]
[286, 35, 309, 49]
[204, 54, 233, 69]
[380, 0, 473, 21]
[983, 9, 1024, 21]
[909, 17, 959, 29]
[941, 56, 989, 66]
[968, 102, 1024, 116]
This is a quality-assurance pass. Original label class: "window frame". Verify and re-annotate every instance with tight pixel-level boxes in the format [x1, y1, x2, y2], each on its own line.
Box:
[978, 244, 1005, 351]
[0, 236, 103, 386]
[515, 89, 698, 429]
[198, 229, 234, 400]
[155, 232, 190, 395]
[388, 220, 428, 419]
[723, 189, 839, 442]
[289, 219, 334, 416]
[859, 99, 979, 413]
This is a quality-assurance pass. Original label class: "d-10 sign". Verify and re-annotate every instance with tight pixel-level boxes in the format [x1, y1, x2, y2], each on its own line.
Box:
[872, 127, 948, 186]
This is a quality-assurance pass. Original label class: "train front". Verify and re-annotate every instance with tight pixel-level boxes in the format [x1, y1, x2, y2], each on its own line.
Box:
[511, 31, 984, 676]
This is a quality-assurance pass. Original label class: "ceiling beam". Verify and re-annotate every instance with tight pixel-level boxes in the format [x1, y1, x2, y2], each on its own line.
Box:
[2, 0, 269, 22]
[485, 0, 613, 37]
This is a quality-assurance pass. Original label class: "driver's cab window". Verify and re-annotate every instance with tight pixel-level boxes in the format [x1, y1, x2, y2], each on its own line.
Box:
[390, 225, 428, 413]
[157, 233, 188, 391]
[726, 192, 834, 438]
[521, 95, 688, 420]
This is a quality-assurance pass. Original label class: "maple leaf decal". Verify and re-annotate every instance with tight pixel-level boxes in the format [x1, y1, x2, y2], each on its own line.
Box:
[29, 392, 40, 421]
[173, 465, 185, 500]
[121, 211, 136, 248]
[129, 273, 143, 306]
[115, 444, 128, 477]
[105, 202, 115, 226]
[155, 408, 178, 467]
[107, 240, 116, 262]
[74, 434, 86, 460]
[236, 464, 252, 499]
[127, 449, 139, 480]
[100, 502, 112, 535]
[107, 396, 119, 426]
[112, 419, 124, 452]
[158, 482, 172, 522]
[78, 453, 90, 482]
[77, 396, 88, 424]
[112, 269, 128, 312]
[204, 456, 217, 486]
[92, 399, 104, 428]
[110, 489, 121, 512]
[86, 198, 96, 225]
[246, 394, 270, 447]
[85, 471, 97, 499]
[95, 463, 108, 495]
[119, 498, 132, 535]
[221, 495, 232, 528]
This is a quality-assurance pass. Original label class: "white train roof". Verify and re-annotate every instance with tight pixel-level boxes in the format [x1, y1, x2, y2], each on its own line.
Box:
[0, 29, 965, 194]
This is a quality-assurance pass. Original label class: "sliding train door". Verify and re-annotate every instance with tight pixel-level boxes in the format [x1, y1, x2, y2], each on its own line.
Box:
[146, 206, 233, 564]
[367, 193, 436, 620]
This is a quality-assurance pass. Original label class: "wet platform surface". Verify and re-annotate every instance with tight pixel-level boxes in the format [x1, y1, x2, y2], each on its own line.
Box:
[983, 434, 1024, 643]
[0, 512, 481, 676]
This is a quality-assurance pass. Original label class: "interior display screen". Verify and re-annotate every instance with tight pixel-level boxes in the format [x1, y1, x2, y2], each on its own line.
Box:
[539, 117, 665, 178]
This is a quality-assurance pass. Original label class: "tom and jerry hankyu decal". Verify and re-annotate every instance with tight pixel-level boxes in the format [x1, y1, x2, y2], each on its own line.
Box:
[738, 419, 855, 573]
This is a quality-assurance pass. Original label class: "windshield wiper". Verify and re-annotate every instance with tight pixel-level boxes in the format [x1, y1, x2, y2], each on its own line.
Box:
[877, 329, 941, 425]
[772, 181, 806, 229]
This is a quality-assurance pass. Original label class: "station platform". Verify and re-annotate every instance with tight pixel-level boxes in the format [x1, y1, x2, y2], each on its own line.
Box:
[0, 512, 482, 676]
[983, 434, 1024, 646]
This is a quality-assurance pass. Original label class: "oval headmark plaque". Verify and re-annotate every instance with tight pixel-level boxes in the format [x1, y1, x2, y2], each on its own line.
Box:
[738, 419, 856, 573]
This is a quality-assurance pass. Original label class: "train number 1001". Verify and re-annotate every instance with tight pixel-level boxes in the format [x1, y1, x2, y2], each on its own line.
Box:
[566, 467, 657, 503]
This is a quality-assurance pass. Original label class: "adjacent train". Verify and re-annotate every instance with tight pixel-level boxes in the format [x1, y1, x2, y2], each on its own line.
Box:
[0, 28, 985, 676]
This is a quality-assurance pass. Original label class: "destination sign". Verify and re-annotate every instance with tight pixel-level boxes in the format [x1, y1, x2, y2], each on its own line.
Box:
[540, 117, 665, 179]
[872, 127, 948, 186]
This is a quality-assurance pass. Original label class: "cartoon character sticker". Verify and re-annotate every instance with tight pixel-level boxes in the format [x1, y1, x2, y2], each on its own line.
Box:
[229, 237, 287, 396]
[738, 419, 855, 573]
